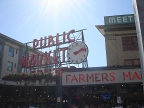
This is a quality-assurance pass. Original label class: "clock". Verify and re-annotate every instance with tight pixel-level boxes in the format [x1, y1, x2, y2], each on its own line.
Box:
[67, 41, 88, 64]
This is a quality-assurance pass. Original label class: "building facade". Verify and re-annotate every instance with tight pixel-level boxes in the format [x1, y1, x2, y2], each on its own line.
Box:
[0, 33, 56, 107]
[95, 14, 142, 107]
[96, 14, 140, 67]
[0, 33, 46, 80]
[0, 33, 25, 78]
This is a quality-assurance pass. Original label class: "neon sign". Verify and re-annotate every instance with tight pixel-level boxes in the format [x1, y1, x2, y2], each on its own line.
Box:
[33, 29, 75, 49]
[21, 29, 75, 68]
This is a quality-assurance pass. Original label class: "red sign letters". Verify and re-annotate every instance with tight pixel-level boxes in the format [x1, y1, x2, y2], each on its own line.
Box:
[62, 69, 142, 85]
[21, 29, 75, 68]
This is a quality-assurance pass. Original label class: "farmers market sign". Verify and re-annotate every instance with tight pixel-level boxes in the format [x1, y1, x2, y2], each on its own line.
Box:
[62, 69, 142, 85]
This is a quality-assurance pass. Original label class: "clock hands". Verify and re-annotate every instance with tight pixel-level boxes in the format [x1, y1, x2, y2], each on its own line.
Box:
[74, 47, 86, 55]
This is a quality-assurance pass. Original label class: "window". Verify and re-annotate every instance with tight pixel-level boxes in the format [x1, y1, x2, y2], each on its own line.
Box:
[9, 47, 14, 57]
[124, 59, 140, 66]
[122, 36, 138, 51]
[7, 61, 13, 71]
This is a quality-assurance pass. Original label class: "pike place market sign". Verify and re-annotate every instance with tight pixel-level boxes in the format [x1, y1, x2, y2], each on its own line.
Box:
[21, 29, 88, 68]
[104, 14, 135, 25]
[62, 69, 142, 85]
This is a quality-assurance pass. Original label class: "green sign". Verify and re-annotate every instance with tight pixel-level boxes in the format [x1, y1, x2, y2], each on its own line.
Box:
[104, 14, 135, 25]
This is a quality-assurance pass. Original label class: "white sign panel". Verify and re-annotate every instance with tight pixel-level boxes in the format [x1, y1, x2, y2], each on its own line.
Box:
[62, 69, 142, 86]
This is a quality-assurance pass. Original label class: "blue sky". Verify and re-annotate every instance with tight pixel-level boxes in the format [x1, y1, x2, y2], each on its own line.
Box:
[0, 0, 134, 67]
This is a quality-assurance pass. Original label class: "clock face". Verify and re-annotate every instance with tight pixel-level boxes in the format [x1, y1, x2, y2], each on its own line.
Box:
[67, 41, 88, 64]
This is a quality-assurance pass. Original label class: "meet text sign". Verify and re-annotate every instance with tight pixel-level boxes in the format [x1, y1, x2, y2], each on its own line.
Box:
[62, 69, 142, 85]
[104, 14, 135, 25]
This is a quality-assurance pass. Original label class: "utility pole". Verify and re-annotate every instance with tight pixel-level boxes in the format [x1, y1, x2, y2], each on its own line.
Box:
[132, 0, 144, 96]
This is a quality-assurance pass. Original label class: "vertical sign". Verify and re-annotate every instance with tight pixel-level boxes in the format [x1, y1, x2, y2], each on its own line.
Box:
[133, 0, 144, 95]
